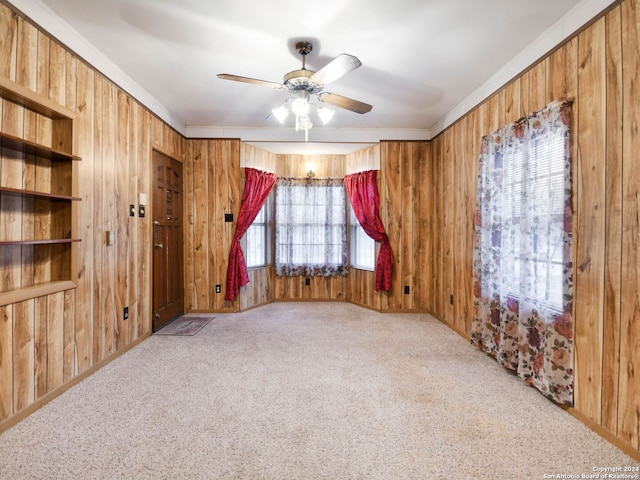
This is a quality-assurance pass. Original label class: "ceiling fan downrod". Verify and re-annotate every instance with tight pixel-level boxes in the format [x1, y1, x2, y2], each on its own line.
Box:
[296, 41, 313, 70]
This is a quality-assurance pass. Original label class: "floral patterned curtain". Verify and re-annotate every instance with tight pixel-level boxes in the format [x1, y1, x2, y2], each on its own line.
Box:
[344, 169, 393, 291]
[275, 177, 348, 277]
[471, 99, 574, 405]
[225, 168, 277, 301]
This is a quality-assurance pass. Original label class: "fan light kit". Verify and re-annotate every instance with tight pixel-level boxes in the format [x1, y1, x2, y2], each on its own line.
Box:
[218, 41, 372, 142]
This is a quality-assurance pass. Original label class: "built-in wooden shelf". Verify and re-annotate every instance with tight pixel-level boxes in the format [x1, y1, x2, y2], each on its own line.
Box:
[0, 75, 81, 298]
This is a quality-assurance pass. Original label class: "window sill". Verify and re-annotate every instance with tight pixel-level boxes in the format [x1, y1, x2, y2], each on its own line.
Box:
[351, 265, 375, 272]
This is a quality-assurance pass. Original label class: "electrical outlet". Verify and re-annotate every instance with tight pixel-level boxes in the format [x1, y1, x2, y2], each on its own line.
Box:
[224, 213, 233, 223]
[124, 306, 129, 320]
[215, 284, 221, 294]
[305, 277, 310, 286]
[129, 204, 135, 217]
[138, 204, 145, 218]
[404, 285, 410, 295]
[450, 294, 454, 305]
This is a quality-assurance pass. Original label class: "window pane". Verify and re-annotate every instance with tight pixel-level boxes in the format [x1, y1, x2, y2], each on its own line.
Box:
[500, 128, 566, 313]
[349, 204, 375, 271]
[246, 203, 267, 268]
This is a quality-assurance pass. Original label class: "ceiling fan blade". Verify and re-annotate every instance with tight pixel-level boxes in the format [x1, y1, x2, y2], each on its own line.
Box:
[217, 74, 284, 90]
[318, 92, 372, 114]
[310, 54, 362, 85]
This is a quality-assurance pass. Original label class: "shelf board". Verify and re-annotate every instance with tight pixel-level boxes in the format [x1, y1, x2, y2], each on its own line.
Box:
[0, 239, 81, 246]
[0, 131, 81, 162]
[0, 185, 81, 201]
[0, 76, 77, 120]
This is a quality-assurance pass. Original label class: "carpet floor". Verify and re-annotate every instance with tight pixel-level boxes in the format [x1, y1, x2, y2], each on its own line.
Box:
[0, 302, 637, 479]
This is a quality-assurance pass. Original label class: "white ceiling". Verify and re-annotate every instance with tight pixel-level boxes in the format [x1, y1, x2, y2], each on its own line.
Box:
[10, 0, 614, 153]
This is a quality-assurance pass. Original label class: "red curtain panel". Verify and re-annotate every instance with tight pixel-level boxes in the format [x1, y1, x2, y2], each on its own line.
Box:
[344, 169, 394, 291]
[225, 168, 277, 301]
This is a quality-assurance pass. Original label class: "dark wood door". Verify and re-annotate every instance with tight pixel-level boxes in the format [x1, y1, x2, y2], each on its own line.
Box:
[152, 151, 184, 331]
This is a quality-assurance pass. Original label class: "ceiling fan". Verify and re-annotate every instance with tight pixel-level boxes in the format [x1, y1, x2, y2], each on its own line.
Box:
[218, 41, 372, 140]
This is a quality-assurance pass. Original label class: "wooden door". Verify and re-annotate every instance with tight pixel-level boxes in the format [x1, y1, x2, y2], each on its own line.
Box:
[152, 151, 184, 331]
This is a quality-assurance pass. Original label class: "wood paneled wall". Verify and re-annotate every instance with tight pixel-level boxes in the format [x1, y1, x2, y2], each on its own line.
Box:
[183, 141, 280, 312]
[184, 139, 240, 312]
[344, 142, 432, 313]
[428, 0, 640, 455]
[0, 3, 185, 429]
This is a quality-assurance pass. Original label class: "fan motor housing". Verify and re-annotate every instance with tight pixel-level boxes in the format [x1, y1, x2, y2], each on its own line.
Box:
[283, 69, 322, 93]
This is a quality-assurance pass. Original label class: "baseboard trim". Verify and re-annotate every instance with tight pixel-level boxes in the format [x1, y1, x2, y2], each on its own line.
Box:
[561, 405, 640, 462]
[0, 333, 150, 435]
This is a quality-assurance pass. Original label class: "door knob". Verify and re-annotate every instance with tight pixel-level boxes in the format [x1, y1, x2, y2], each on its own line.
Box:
[153, 221, 160, 225]
[154, 243, 164, 248]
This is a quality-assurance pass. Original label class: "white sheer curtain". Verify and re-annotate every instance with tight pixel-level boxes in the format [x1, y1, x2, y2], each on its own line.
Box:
[275, 177, 348, 277]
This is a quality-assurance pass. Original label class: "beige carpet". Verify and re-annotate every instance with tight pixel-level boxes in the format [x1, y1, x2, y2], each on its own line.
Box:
[0, 302, 637, 479]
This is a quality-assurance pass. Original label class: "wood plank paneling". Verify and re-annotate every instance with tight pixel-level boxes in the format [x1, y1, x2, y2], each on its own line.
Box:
[211, 140, 227, 311]
[0, 7, 17, 81]
[63, 288, 75, 380]
[401, 143, 415, 310]
[128, 99, 139, 343]
[33, 296, 46, 399]
[189, 140, 208, 311]
[227, 140, 242, 309]
[442, 131, 453, 323]
[602, 6, 623, 435]
[574, 17, 607, 423]
[73, 62, 95, 373]
[382, 142, 402, 310]
[463, 112, 477, 334]
[0, 305, 13, 421]
[138, 108, 153, 338]
[101, 79, 116, 358]
[619, 0, 640, 450]
[12, 299, 34, 412]
[46, 291, 64, 392]
[415, 141, 431, 310]
[92, 74, 104, 363]
[115, 90, 130, 350]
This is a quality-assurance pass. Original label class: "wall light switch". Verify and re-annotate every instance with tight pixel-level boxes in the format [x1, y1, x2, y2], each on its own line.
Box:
[138, 192, 148, 206]
[106, 230, 115, 246]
